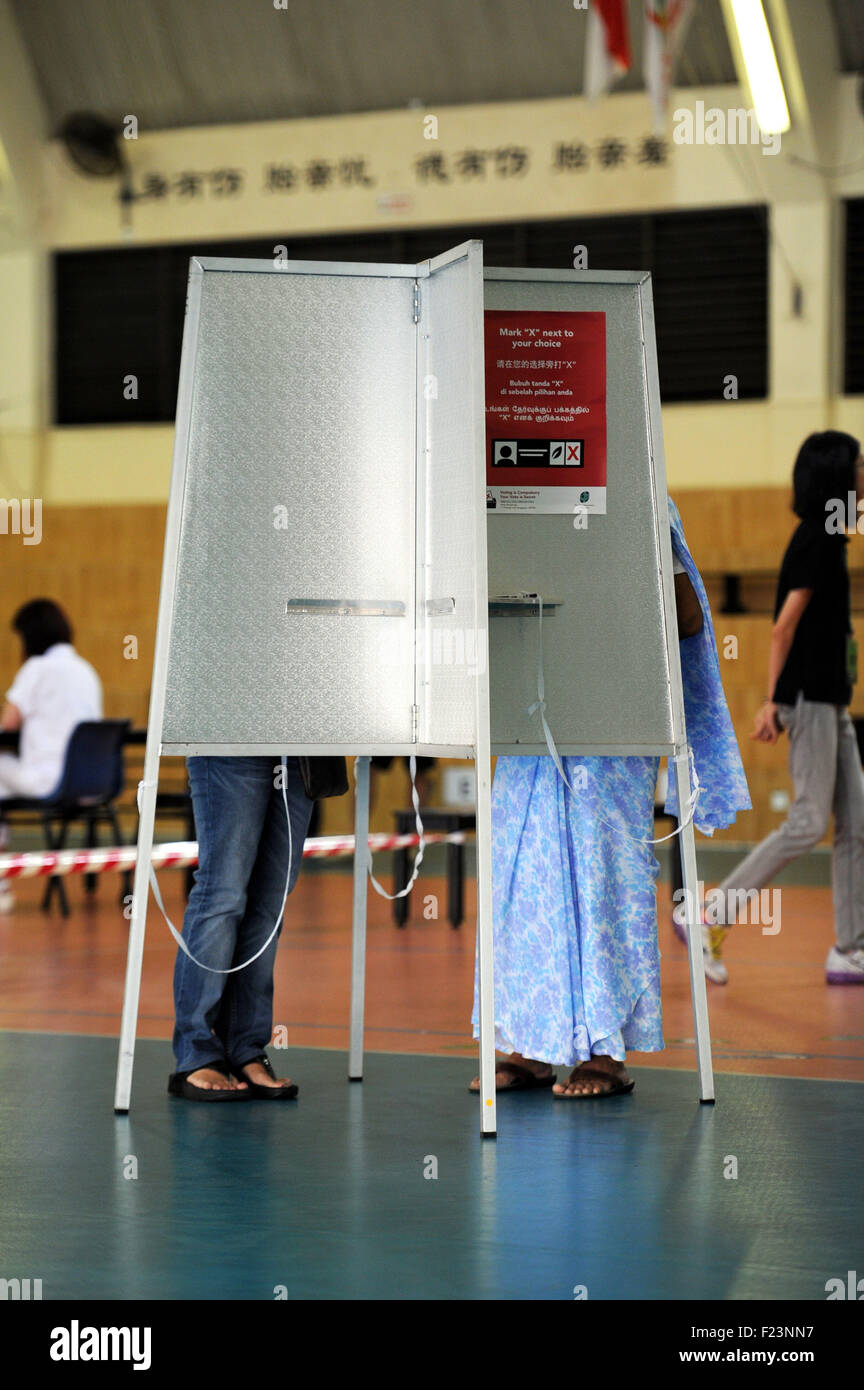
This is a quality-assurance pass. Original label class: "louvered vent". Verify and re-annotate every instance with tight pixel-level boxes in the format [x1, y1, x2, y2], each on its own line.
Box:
[54, 206, 768, 423]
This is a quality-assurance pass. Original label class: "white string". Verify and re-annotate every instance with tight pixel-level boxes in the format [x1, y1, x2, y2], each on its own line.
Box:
[527, 594, 587, 796]
[643, 747, 700, 845]
[527, 594, 701, 846]
[361, 755, 426, 901]
[137, 759, 294, 974]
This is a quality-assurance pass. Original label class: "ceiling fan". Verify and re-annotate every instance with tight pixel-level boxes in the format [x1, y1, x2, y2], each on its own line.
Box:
[59, 112, 136, 230]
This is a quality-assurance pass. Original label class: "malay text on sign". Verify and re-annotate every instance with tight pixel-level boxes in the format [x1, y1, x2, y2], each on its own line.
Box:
[484, 310, 607, 515]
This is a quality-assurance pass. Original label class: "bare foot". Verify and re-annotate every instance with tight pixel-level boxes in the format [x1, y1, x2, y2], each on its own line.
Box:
[469, 1051, 555, 1092]
[186, 1067, 247, 1092]
[238, 1060, 294, 1089]
[552, 1055, 630, 1098]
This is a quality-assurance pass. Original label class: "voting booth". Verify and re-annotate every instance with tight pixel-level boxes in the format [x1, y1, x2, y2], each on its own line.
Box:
[114, 243, 713, 1131]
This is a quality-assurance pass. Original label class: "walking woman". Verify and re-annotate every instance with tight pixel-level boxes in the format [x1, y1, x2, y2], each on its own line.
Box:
[709, 430, 864, 985]
[470, 497, 749, 1098]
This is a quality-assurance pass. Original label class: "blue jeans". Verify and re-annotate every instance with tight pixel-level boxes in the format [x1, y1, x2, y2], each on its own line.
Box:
[172, 756, 314, 1074]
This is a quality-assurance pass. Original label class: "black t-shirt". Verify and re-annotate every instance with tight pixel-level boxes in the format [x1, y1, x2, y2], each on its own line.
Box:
[772, 520, 851, 706]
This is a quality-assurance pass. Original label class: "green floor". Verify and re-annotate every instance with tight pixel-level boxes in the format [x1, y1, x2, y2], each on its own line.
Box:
[0, 1031, 860, 1300]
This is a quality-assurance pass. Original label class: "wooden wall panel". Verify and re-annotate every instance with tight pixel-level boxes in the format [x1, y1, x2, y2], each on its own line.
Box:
[1, 492, 861, 847]
[675, 488, 864, 576]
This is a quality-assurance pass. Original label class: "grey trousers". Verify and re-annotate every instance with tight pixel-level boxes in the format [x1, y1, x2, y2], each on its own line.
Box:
[716, 696, 864, 951]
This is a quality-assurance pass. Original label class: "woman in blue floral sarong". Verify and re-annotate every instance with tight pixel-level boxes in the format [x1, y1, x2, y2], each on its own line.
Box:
[470, 498, 750, 1098]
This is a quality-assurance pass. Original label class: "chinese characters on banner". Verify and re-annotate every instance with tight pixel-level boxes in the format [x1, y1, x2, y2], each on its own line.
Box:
[132, 138, 668, 203]
[484, 311, 607, 515]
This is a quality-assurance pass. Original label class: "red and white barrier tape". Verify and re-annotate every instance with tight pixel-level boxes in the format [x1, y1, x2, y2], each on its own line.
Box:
[0, 830, 470, 882]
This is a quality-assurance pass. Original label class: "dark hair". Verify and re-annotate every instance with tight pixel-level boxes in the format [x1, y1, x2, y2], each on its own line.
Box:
[792, 430, 861, 521]
[12, 599, 73, 658]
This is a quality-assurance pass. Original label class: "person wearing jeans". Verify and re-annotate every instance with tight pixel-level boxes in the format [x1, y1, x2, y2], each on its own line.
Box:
[709, 431, 864, 985]
[169, 755, 314, 1101]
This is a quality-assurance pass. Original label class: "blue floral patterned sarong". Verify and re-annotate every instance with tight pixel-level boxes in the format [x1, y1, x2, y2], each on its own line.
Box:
[472, 497, 750, 1065]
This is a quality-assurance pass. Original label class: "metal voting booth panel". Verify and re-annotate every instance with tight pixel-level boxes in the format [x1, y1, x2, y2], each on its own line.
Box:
[486, 269, 674, 755]
[160, 252, 486, 757]
[114, 241, 498, 1127]
[115, 247, 713, 1123]
[484, 266, 712, 1100]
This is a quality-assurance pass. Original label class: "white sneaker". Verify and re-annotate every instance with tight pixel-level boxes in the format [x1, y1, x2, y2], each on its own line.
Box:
[0, 888, 14, 914]
[672, 909, 729, 985]
[826, 946, 864, 985]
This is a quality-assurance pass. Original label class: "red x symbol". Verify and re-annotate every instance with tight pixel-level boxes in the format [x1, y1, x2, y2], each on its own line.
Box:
[567, 444, 580, 461]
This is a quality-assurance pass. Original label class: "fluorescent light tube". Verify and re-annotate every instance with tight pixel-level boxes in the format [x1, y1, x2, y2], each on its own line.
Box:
[728, 0, 790, 134]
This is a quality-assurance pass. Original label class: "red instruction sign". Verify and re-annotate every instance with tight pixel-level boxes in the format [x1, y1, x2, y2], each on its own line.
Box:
[484, 310, 607, 515]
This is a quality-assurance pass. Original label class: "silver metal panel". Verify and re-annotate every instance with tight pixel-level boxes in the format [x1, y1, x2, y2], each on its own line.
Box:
[484, 269, 675, 754]
[162, 266, 417, 746]
[194, 256, 421, 280]
[114, 260, 207, 1112]
[417, 245, 488, 749]
[486, 268, 648, 286]
[161, 743, 477, 757]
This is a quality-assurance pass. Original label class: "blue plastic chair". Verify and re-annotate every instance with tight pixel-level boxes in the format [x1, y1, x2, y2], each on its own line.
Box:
[0, 719, 130, 916]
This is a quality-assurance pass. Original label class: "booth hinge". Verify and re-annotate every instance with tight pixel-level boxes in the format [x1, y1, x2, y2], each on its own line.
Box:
[413, 281, 421, 323]
[411, 704, 420, 739]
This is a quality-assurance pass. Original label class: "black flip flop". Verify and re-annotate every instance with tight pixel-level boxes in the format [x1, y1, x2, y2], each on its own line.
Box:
[231, 1052, 298, 1101]
[552, 1066, 635, 1100]
[168, 1060, 251, 1102]
[468, 1062, 558, 1094]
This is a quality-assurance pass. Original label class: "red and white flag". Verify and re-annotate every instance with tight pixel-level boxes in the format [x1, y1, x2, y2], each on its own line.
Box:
[643, 0, 693, 130]
[584, 0, 633, 100]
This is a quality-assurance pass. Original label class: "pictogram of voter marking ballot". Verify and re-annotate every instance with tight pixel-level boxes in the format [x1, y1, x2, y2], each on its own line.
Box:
[492, 439, 584, 467]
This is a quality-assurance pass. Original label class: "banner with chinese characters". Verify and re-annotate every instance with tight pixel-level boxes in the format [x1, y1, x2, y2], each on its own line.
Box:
[484, 310, 607, 515]
[42, 90, 715, 250]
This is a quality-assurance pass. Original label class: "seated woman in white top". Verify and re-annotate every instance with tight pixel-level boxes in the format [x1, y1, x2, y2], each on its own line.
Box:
[0, 599, 103, 799]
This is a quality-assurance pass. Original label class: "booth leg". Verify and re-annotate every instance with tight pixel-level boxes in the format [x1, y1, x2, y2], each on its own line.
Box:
[673, 752, 715, 1103]
[113, 773, 159, 1113]
[475, 755, 497, 1136]
[348, 756, 370, 1082]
